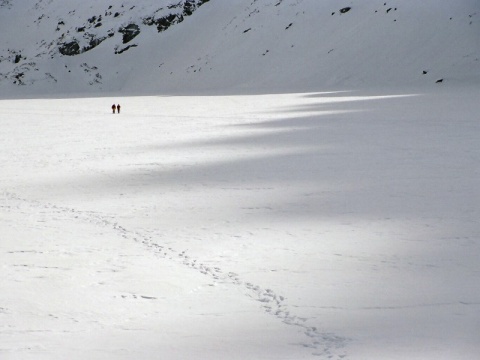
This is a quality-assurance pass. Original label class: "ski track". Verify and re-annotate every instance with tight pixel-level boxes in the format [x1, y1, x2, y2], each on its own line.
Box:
[1, 192, 348, 358]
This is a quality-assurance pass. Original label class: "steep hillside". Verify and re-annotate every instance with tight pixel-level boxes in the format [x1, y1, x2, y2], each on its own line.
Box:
[0, 0, 479, 96]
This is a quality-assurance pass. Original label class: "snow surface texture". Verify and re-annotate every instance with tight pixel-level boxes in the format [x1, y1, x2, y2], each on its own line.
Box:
[1, 1, 480, 360]
[2, 89, 480, 360]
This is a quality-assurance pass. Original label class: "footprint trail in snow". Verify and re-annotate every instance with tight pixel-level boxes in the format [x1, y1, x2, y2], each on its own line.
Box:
[2, 192, 348, 358]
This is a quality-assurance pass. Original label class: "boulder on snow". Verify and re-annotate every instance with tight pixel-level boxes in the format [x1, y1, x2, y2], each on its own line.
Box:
[59, 41, 80, 56]
[83, 35, 107, 52]
[119, 23, 140, 43]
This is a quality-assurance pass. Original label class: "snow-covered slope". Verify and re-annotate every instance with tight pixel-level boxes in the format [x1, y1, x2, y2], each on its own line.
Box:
[0, 0, 479, 96]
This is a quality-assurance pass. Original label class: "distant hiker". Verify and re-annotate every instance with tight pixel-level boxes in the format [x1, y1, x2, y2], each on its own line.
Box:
[117, 104, 121, 114]
[112, 104, 116, 114]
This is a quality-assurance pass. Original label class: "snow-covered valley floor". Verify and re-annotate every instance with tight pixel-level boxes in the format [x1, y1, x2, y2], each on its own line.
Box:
[1, 87, 479, 359]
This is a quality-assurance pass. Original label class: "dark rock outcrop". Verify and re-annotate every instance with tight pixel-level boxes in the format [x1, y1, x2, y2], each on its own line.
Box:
[119, 23, 140, 43]
[143, 0, 210, 33]
[59, 41, 80, 56]
[144, 13, 184, 33]
[84, 35, 107, 52]
[115, 44, 138, 54]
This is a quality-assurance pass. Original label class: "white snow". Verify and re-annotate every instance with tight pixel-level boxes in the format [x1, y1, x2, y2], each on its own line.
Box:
[1, 0, 479, 359]
[2, 88, 479, 359]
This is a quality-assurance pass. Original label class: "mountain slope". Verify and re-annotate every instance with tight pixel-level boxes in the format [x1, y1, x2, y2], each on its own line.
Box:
[0, 0, 479, 96]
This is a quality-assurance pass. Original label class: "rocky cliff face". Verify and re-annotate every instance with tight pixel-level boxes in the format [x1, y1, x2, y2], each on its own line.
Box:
[56, 0, 209, 56]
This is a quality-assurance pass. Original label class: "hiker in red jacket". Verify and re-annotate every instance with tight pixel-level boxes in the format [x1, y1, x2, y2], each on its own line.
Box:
[112, 104, 116, 114]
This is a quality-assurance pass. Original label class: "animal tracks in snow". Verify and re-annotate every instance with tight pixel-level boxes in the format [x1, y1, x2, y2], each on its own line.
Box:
[1, 192, 347, 358]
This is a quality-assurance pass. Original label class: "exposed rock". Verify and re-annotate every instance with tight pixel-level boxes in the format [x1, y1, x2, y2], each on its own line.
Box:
[115, 44, 138, 54]
[143, 0, 209, 33]
[340, 7, 351, 14]
[145, 13, 185, 33]
[13, 72, 24, 85]
[119, 23, 140, 43]
[42, 0, 206, 61]
[59, 41, 80, 56]
[83, 35, 107, 52]
[183, 1, 196, 16]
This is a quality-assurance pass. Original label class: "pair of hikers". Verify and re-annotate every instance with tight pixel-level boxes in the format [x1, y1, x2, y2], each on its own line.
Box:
[111, 104, 121, 114]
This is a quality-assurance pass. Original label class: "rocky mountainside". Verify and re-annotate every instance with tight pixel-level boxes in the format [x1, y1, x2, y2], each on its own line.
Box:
[0, 0, 479, 96]
[1, 0, 210, 92]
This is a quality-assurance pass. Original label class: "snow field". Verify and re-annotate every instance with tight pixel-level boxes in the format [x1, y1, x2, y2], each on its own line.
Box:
[1, 87, 479, 359]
